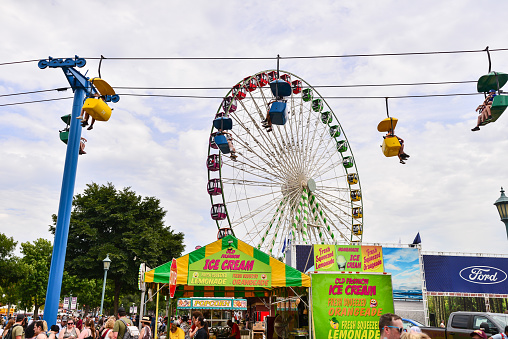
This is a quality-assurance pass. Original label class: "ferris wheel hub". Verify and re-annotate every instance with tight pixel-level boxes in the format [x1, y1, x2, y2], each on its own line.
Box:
[306, 178, 317, 192]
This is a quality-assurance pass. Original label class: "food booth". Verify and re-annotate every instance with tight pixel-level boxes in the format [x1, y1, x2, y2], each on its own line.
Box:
[144, 235, 311, 339]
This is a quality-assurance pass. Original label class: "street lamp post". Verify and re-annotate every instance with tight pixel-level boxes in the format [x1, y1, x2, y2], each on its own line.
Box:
[494, 187, 508, 239]
[100, 254, 112, 315]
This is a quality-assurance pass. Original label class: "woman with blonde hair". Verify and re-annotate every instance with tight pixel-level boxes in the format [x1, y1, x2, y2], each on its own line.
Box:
[33, 321, 48, 339]
[100, 317, 115, 339]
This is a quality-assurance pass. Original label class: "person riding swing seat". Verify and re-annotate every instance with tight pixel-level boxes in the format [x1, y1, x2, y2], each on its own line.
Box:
[377, 117, 410, 164]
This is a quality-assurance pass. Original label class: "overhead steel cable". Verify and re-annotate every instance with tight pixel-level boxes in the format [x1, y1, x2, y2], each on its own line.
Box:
[0, 87, 69, 97]
[2, 47, 508, 66]
[113, 80, 477, 90]
[0, 97, 73, 107]
[0, 79, 477, 100]
[116, 92, 481, 99]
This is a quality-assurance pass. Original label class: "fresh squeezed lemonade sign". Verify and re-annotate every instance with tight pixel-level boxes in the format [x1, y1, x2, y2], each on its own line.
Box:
[314, 245, 384, 272]
[311, 273, 394, 339]
[188, 248, 272, 287]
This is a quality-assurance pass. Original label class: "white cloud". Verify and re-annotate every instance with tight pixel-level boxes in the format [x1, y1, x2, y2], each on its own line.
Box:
[1, 0, 508, 258]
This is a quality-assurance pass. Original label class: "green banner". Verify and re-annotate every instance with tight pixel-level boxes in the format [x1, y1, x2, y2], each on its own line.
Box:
[311, 272, 394, 339]
[314, 245, 384, 273]
[188, 248, 272, 287]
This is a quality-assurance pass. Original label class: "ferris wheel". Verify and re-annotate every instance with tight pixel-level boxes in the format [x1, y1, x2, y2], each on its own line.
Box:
[206, 70, 363, 257]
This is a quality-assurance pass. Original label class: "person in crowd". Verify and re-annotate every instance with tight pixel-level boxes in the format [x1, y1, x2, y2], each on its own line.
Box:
[33, 321, 47, 339]
[226, 320, 240, 339]
[59, 318, 79, 339]
[178, 316, 189, 339]
[95, 319, 104, 336]
[488, 325, 508, 339]
[379, 313, 403, 339]
[137, 317, 151, 339]
[77, 318, 95, 339]
[99, 317, 115, 339]
[400, 333, 430, 339]
[48, 326, 60, 339]
[25, 320, 36, 339]
[2, 319, 15, 339]
[471, 330, 488, 339]
[112, 308, 132, 339]
[168, 322, 184, 339]
[193, 318, 207, 339]
[11, 314, 26, 339]
[188, 312, 203, 339]
[58, 318, 68, 333]
[75, 320, 83, 332]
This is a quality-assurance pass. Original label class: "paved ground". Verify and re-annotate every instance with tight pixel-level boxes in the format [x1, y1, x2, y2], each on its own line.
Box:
[394, 300, 426, 324]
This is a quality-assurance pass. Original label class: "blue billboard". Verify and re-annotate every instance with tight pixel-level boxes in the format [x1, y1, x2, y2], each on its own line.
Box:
[423, 255, 508, 294]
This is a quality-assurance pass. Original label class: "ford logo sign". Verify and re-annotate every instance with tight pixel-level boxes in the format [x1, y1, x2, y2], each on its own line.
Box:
[459, 266, 507, 285]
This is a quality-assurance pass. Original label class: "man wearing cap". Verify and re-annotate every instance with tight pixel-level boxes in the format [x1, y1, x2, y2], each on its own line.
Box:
[378, 313, 403, 339]
[58, 317, 68, 332]
[12, 314, 25, 339]
[489, 326, 508, 339]
[112, 308, 133, 339]
[472, 330, 489, 339]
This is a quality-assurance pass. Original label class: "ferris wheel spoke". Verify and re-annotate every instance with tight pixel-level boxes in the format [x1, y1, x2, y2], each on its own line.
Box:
[222, 156, 286, 183]
[230, 111, 301, 181]
[318, 185, 352, 193]
[222, 178, 281, 188]
[313, 193, 354, 230]
[309, 148, 344, 179]
[231, 197, 280, 228]
[229, 114, 290, 175]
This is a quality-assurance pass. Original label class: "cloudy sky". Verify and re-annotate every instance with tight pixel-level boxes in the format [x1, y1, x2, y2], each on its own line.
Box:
[1, 1, 508, 261]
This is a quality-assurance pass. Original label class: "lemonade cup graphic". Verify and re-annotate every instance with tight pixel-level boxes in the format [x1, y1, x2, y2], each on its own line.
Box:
[337, 255, 347, 270]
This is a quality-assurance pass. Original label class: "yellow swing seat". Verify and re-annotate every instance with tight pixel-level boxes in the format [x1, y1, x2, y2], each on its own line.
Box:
[82, 98, 112, 121]
[382, 136, 401, 157]
[90, 78, 116, 96]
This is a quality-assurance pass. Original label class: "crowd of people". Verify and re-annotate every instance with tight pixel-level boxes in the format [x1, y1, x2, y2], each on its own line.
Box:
[1, 311, 505, 339]
[0, 308, 243, 339]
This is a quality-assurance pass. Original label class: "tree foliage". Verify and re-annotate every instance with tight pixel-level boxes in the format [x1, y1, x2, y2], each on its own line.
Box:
[0, 233, 21, 308]
[18, 238, 52, 318]
[50, 182, 185, 313]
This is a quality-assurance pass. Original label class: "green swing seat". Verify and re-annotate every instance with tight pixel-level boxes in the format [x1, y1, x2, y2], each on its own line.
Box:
[477, 72, 508, 126]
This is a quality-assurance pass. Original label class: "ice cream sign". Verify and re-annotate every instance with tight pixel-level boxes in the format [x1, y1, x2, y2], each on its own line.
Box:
[314, 245, 384, 273]
[188, 248, 272, 287]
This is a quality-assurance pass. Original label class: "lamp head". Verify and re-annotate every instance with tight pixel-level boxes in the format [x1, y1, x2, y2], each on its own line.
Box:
[103, 254, 112, 270]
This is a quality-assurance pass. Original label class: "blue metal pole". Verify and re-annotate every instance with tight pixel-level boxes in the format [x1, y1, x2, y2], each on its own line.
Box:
[100, 269, 108, 315]
[44, 88, 85, 326]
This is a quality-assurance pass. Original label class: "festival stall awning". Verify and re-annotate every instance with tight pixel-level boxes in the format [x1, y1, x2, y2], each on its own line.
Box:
[144, 235, 310, 298]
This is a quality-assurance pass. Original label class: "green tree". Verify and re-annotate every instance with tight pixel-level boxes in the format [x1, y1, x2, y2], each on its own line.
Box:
[0, 233, 21, 315]
[51, 182, 185, 314]
[18, 238, 52, 318]
[61, 273, 103, 317]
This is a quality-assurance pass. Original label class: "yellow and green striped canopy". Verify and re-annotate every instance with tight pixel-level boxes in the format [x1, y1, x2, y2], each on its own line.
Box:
[144, 235, 310, 298]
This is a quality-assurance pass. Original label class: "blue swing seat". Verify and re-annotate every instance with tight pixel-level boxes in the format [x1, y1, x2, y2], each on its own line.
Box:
[269, 102, 288, 125]
[214, 134, 231, 154]
[213, 117, 233, 131]
[270, 80, 292, 97]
